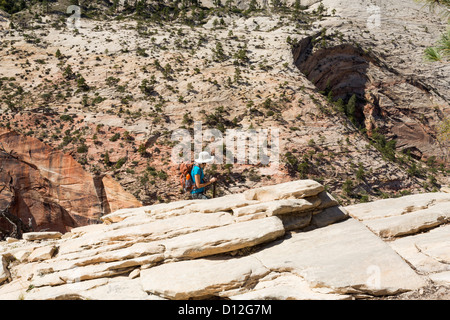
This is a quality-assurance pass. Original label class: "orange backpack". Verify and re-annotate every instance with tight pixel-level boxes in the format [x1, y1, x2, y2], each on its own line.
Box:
[179, 162, 196, 192]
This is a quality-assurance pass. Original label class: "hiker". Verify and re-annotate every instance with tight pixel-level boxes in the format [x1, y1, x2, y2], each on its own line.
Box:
[190, 151, 217, 200]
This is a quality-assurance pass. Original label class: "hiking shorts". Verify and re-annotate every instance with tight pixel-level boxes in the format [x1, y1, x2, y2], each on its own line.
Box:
[191, 192, 210, 200]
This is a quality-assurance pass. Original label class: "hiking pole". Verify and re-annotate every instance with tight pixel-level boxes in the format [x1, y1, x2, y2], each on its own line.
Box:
[212, 181, 217, 198]
[216, 179, 233, 195]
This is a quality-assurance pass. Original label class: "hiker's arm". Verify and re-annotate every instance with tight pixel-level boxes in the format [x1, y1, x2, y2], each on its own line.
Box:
[194, 175, 216, 189]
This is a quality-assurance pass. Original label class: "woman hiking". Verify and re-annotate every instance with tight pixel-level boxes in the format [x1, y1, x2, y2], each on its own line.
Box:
[191, 151, 217, 200]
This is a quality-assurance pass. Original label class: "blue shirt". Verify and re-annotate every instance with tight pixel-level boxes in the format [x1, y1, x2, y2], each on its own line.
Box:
[191, 165, 204, 194]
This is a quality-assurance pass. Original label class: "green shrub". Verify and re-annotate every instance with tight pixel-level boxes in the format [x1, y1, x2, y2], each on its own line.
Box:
[136, 47, 149, 57]
[424, 47, 442, 62]
[76, 74, 90, 91]
[356, 163, 365, 180]
[77, 144, 88, 153]
[342, 179, 354, 195]
[60, 114, 73, 122]
[371, 131, 396, 161]
[158, 170, 168, 180]
[115, 157, 127, 169]
[110, 133, 120, 142]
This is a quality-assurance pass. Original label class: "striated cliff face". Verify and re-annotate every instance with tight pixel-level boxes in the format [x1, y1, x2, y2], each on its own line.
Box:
[0, 179, 448, 300]
[0, 128, 141, 236]
[293, 40, 447, 160]
[293, 0, 450, 162]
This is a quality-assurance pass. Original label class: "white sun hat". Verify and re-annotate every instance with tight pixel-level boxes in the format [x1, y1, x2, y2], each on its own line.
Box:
[195, 151, 215, 164]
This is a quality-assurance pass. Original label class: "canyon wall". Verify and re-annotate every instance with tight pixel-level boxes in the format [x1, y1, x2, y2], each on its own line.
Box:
[0, 128, 141, 236]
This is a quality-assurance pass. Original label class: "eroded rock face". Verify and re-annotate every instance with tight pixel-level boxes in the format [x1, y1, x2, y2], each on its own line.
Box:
[0, 128, 141, 235]
[294, 40, 448, 160]
[293, 0, 450, 162]
[0, 179, 446, 300]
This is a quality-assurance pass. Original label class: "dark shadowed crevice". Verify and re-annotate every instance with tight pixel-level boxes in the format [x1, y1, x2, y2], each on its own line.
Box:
[292, 36, 372, 127]
[291, 35, 449, 164]
[93, 174, 111, 217]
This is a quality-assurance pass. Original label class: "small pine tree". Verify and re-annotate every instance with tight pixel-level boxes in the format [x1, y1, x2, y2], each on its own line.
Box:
[76, 74, 89, 91]
[342, 179, 354, 195]
[356, 163, 365, 181]
[55, 49, 62, 59]
[346, 94, 357, 124]
[234, 67, 242, 83]
[213, 42, 226, 62]
[63, 65, 74, 79]
[104, 151, 110, 166]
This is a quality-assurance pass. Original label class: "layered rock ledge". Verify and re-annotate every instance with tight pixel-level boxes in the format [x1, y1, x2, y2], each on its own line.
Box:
[0, 180, 449, 300]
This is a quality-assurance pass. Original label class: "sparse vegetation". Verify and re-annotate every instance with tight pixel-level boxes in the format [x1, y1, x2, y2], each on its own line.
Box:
[0, 0, 446, 209]
[424, 47, 442, 61]
[419, 0, 450, 61]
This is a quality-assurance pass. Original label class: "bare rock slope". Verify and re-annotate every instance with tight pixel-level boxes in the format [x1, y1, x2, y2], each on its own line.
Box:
[1, 179, 449, 300]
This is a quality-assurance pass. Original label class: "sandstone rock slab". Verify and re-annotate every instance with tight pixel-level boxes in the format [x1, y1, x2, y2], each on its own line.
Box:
[429, 271, 450, 286]
[0, 256, 10, 285]
[278, 211, 313, 231]
[101, 199, 197, 223]
[186, 193, 259, 213]
[389, 224, 450, 274]
[415, 231, 450, 265]
[25, 276, 153, 300]
[162, 216, 285, 259]
[255, 218, 426, 296]
[345, 193, 450, 221]
[32, 254, 164, 288]
[243, 179, 324, 202]
[316, 191, 339, 209]
[100, 206, 151, 223]
[57, 211, 235, 256]
[0, 278, 29, 300]
[97, 211, 235, 243]
[25, 278, 108, 300]
[28, 245, 57, 262]
[145, 200, 200, 216]
[141, 256, 270, 299]
[4, 180, 445, 301]
[23, 232, 62, 241]
[82, 277, 152, 300]
[362, 202, 450, 238]
[232, 198, 320, 217]
[227, 273, 350, 300]
[307, 206, 349, 229]
[12, 249, 32, 263]
[47, 242, 165, 273]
